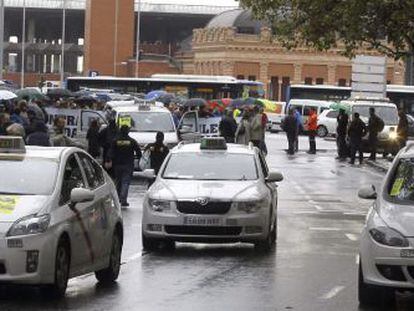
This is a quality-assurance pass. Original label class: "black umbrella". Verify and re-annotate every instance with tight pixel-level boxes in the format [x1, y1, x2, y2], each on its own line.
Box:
[47, 88, 73, 100]
[74, 95, 97, 106]
[157, 93, 175, 105]
[184, 98, 207, 108]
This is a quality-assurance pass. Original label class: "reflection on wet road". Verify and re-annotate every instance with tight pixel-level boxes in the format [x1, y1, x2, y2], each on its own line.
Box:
[1, 134, 412, 311]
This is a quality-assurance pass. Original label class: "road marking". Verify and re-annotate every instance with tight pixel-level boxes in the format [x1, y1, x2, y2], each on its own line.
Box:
[309, 227, 341, 231]
[320, 286, 345, 299]
[344, 212, 366, 216]
[314, 205, 323, 211]
[345, 233, 359, 241]
[356, 254, 360, 264]
[122, 252, 143, 264]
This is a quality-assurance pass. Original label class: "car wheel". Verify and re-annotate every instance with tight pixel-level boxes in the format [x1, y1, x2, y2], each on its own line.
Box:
[317, 125, 328, 138]
[358, 261, 395, 306]
[44, 238, 70, 298]
[142, 233, 161, 252]
[95, 231, 122, 284]
[254, 218, 276, 252]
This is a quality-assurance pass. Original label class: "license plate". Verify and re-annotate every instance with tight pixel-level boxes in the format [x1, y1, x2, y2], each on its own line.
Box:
[183, 217, 221, 226]
[400, 249, 414, 258]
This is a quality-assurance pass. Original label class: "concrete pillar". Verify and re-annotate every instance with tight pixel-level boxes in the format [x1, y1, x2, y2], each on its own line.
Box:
[84, 0, 134, 76]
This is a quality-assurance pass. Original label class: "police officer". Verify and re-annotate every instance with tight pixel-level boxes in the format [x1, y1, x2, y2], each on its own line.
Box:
[106, 125, 141, 207]
[368, 107, 384, 161]
[348, 113, 367, 165]
[336, 109, 349, 160]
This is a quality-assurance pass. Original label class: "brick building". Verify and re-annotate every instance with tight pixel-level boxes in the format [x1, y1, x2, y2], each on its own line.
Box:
[177, 9, 405, 101]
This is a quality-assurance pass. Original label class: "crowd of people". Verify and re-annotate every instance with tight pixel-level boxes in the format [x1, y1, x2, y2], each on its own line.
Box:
[218, 105, 268, 155]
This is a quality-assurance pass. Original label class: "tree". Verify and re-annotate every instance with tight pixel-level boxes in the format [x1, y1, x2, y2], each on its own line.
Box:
[239, 0, 414, 60]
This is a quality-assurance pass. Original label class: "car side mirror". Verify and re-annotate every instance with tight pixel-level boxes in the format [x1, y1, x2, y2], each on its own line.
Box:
[143, 169, 156, 180]
[70, 188, 95, 208]
[266, 171, 284, 183]
[358, 185, 377, 200]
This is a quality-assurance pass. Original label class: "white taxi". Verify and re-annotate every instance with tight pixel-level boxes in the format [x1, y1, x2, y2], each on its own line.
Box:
[358, 144, 414, 306]
[141, 137, 283, 252]
[0, 137, 123, 297]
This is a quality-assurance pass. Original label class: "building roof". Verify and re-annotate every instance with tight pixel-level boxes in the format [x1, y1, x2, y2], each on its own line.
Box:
[4, 0, 237, 15]
[206, 8, 266, 34]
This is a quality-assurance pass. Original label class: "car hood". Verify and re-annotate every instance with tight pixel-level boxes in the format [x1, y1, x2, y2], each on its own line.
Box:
[149, 179, 268, 201]
[379, 199, 414, 237]
[129, 132, 178, 146]
[0, 194, 50, 223]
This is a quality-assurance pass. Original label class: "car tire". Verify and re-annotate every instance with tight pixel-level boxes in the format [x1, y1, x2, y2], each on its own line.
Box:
[95, 231, 122, 284]
[254, 218, 276, 252]
[317, 125, 328, 138]
[44, 238, 70, 298]
[142, 233, 161, 252]
[358, 261, 395, 306]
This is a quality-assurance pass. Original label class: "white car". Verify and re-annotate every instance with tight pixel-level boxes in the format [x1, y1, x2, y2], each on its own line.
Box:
[316, 109, 338, 137]
[141, 137, 283, 252]
[358, 145, 414, 306]
[0, 137, 123, 297]
[112, 103, 179, 150]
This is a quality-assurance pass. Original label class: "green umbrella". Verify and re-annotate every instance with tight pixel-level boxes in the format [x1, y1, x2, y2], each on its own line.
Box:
[16, 88, 49, 102]
[330, 101, 351, 113]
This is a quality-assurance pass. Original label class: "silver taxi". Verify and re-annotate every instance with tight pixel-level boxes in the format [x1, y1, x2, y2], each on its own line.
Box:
[141, 137, 283, 252]
[0, 137, 123, 297]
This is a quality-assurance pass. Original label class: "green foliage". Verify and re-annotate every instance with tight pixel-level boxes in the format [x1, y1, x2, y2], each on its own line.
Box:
[239, 0, 414, 59]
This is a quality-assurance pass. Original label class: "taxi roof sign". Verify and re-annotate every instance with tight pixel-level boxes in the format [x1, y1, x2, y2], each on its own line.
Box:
[0, 136, 26, 154]
[200, 137, 227, 150]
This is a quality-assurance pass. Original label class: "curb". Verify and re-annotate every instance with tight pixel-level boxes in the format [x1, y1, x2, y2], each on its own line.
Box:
[365, 160, 389, 173]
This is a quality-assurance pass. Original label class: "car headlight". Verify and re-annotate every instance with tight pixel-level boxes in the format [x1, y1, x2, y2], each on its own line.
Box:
[148, 199, 172, 212]
[7, 214, 51, 237]
[389, 131, 398, 140]
[369, 227, 408, 247]
[235, 199, 268, 214]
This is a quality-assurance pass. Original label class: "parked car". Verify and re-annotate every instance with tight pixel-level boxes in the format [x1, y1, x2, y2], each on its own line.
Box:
[358, 144, 414, 306]
[316, 109, 338, 137]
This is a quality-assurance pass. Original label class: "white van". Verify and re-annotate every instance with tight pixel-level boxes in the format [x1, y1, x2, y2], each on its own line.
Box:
[342, 98, 399, 154]
[287, 99, 332, 122]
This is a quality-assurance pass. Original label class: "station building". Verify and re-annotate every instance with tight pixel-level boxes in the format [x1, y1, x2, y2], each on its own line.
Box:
[1, 1, 405, 101]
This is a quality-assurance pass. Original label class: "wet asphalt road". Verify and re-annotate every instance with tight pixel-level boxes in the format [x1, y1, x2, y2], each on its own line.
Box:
[2, 133, 414, 311]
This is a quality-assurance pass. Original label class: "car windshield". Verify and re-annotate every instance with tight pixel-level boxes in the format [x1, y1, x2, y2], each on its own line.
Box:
[388, 158, 414, 203]
[352, 105, 398, 125]
[162, 152, 258, 181]
[119, 112, 175, 132]
[0, 157, 58, 195]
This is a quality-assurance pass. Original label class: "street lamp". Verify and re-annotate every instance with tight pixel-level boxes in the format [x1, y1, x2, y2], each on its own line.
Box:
[21, 0, 26, 88]
[0, 0, 4, 81]
[60, 0, 66, 86]
[135, 0, 141, 78]
[113, 0, 119, 76]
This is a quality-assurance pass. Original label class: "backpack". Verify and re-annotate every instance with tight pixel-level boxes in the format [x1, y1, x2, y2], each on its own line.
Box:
[376, 117, 385, 132]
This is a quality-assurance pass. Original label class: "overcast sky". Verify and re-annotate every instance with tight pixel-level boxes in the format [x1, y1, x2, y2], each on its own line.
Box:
[147, 0, 239, 6]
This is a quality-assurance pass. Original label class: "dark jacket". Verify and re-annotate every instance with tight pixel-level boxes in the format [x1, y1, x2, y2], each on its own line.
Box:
[87, 127, 101, 158]
[348, 118, 367, 141]
[26, 121, 50, 146]
[337, 113, 349, 136]
[397, 114, 409, 140]
[282, 115, 297, 136]
[146, 143, 169, 174]
[219, 115, 237, 140]
[107, 134, 142, 167]
[368, 114, 384, 135]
